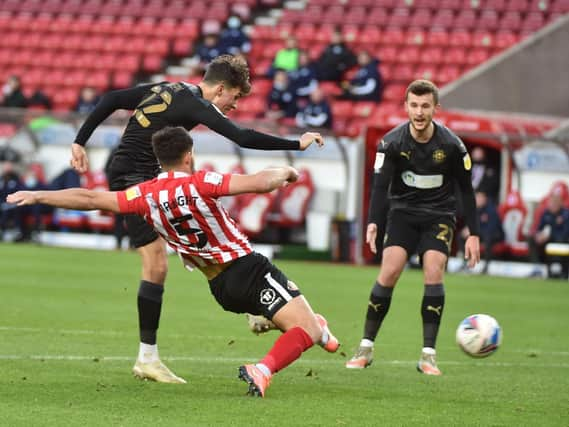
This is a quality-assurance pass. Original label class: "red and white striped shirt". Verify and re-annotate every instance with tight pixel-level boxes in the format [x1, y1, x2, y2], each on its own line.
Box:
[116, 170, 252, 269]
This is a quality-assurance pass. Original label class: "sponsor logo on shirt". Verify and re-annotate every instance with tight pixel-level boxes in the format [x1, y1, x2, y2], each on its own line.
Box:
[204, 171, 223, 185]
[125, 186, 141, 201]
[463, 153, 472, 171]
[401, 170, 443, 189]
[374, 153, 385, 171]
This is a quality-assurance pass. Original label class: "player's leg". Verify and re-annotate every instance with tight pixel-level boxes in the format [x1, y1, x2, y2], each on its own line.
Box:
[127, 215, 184, 383]
[218, 253, 337, 397]
[416, 218, 453, 376]
[346, 212, 417, 369]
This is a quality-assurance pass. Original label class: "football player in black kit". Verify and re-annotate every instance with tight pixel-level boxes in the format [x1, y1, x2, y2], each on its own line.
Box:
[70, 55, 323, 384]
[345, 80, 480, 375]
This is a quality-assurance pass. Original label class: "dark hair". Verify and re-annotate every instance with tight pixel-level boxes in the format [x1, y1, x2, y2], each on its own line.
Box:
[151, 126, 194, 166]
[203, 54, 251, 95]
[405, 79, 439, 105]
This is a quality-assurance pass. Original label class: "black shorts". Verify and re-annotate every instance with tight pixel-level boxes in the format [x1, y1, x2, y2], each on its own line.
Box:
[208, 252, 302, 320]
[107, 156, 160, 248]
[384, 209, 455, 258]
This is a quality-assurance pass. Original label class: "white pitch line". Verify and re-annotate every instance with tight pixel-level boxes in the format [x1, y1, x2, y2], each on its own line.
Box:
[2, 325, 569, 357]
[1, 354, 569, 369]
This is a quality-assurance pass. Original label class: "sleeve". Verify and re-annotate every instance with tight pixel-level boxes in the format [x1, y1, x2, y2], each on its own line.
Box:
[116, 184, 147, 215]
[453, 140, 480, 236]
[73, 84, 158, 146]
[181, 99, 300, 151]
[194, 171, 231, 198]
[367, 139, 394, 229]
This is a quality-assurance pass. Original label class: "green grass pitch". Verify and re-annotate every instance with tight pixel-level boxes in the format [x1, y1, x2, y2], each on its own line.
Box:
[1, 243, 568, 426]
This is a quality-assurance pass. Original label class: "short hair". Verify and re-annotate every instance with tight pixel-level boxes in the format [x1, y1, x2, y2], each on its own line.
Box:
[151, 126, 194, 166]
[203, 54, 251, 95]
[405, 79, 439, 105]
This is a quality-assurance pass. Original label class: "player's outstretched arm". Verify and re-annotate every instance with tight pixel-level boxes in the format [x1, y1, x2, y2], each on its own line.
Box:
[7, 189, 120, 213]
[228, 166, 299, 195]
[71, 84, 158, 173]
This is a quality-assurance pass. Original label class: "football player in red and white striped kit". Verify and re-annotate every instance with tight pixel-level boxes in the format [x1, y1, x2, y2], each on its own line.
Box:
[8, 126, 339, 398]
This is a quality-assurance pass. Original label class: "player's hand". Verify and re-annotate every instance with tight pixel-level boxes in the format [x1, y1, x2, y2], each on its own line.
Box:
[464, 235, 481, 268]
[70, 143, 89, 173]
[299, 132, 324, 151]
[285, 166, 299, 184]
[366, 223, 378, 254]
[6, 191, 37, 206]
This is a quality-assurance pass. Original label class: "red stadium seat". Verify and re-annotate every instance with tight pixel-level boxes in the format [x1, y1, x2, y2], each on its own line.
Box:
[420, 47, 444, 64]
[431, 10, 455, 30]
[505, 0, 530, 11]
[454, 9, 477, 29]
[268, 169, 315, 228]
[471, 31, 495, 48]
[415, 64, 438, 82]
[466, 48, 490, 65]
[366, 7, 390, 26]
[382, 83, 406, 102]
[357, 27, 382, 46]
[477, 10, 500, 31]
[497, 191, 529, 257]
[500, 11, 523, 31]
[406, 29, 427, 46]
[521, 12, 545, 32]
[375, 46, 398, 64]
[390, 63, 416, 83]
[409, 9, 433, 28]
[331, 100, 354, 120]
[494, 31, 519, 49]
[448, 30, 472, 47]
[397, 46, 420, 64]
[388, 8, 412, 27]
[426, 30, 450, 47]
[442, 47, 467, 65]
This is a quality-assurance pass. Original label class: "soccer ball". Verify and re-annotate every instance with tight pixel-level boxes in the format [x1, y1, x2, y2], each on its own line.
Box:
[456, 314, 502, 358]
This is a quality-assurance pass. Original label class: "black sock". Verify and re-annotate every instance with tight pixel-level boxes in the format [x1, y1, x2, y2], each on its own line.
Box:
[363, 282, 393, 341]
[421, 284, 445, 349]
[137, 280, 164, 345]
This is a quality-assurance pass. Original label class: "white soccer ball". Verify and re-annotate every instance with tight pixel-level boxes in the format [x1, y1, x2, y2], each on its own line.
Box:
[456, 314, 502, 358]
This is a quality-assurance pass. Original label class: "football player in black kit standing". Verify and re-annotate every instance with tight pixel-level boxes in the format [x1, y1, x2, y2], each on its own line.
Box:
[70, 55, 324, 384]
[345, 80, 480, 375]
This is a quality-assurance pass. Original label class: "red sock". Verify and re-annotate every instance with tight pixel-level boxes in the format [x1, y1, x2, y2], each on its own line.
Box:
[260, 327, 314, 374]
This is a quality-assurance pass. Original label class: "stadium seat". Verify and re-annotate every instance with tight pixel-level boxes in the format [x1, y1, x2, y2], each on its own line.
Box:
[448, 30, 472, 47]
[409, 9, 433, 28]
[496, 191, 530, 257]
[505, 0, 530, 11]
[331, 101, 354, 120]
[426, 30, 450, 47]
[366, 7, 390, 26]
[478, 10, 500, 31]
[406, 29, 427, 46]
[382, 84, 407, 102]
[268, 168, 315, 228]
[390, 64, 416, 83]
[500, 12, 523, 31]
[431, 10, 455, 30]
[437, 65, 461, 84]
[471, 31, 495, 48]
[454, 9, 477, 29]
[420, 47, 444, 64]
